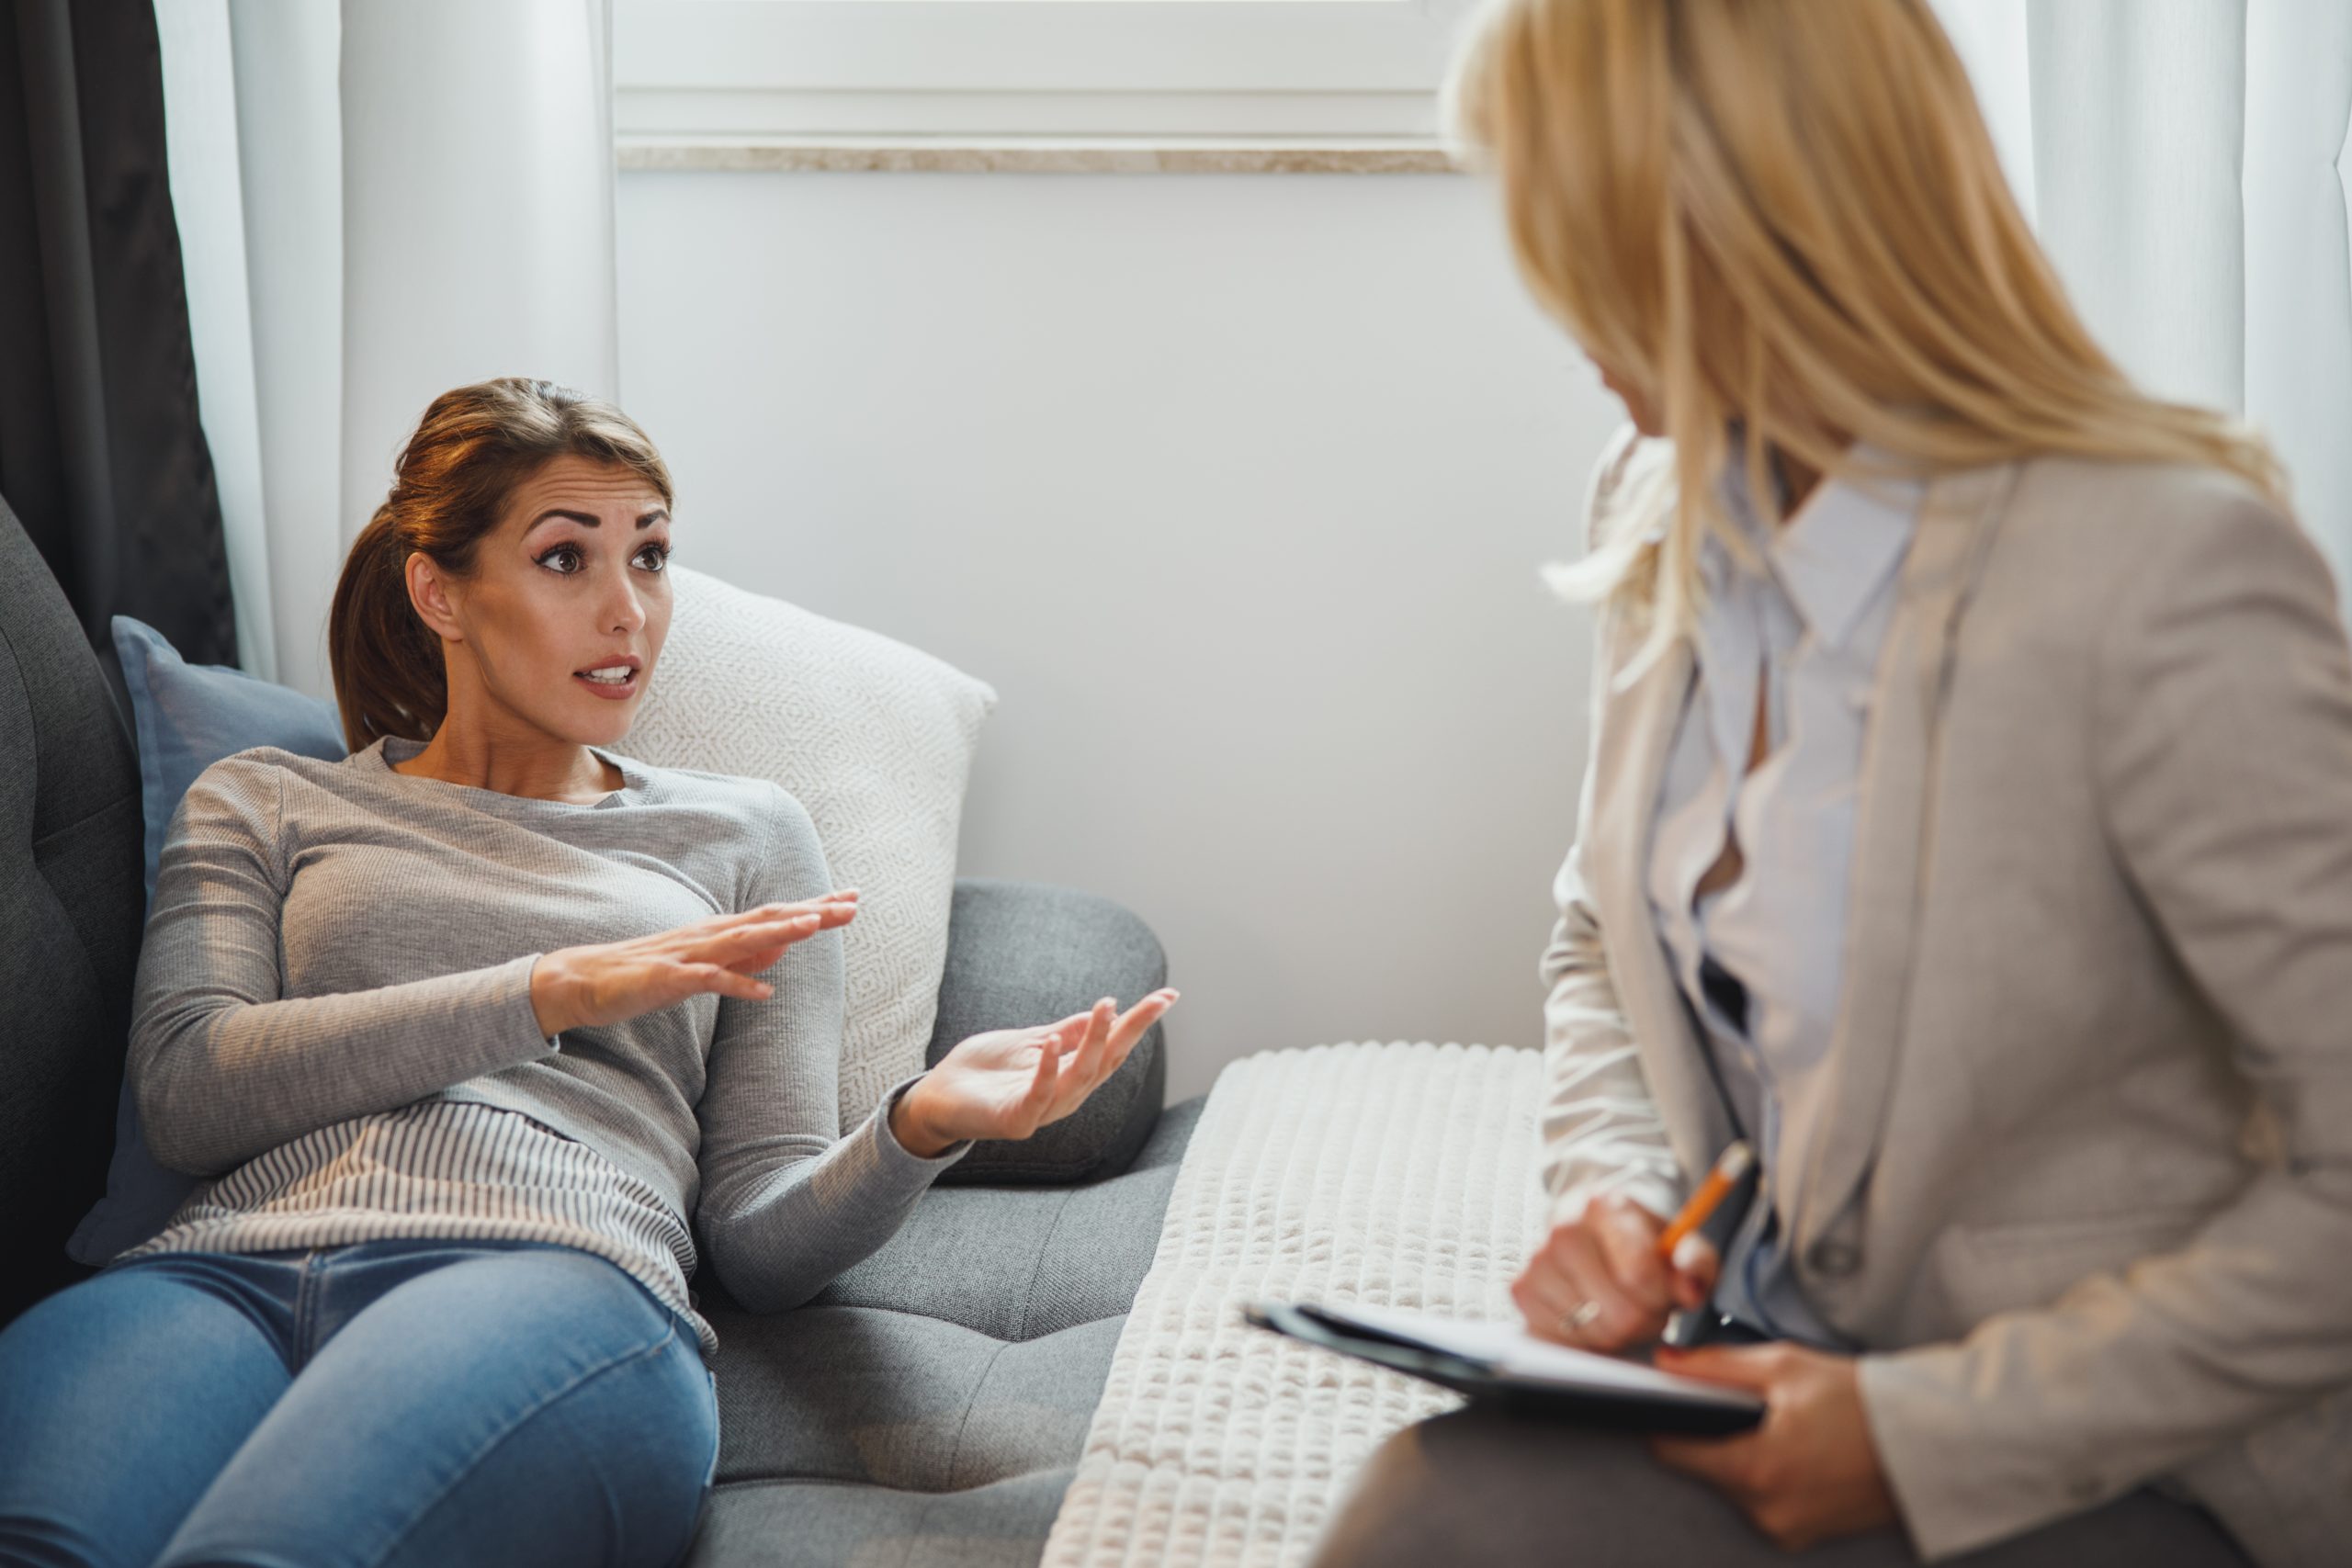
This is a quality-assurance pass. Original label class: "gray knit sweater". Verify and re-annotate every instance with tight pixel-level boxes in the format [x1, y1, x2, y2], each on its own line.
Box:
[125, 737, 967, 1343]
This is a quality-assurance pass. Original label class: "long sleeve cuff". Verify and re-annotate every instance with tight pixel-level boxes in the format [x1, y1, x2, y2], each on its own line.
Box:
[1551, 1168, 1687, 1231]
[509, 953, 563, 1054]
[1858, 1345, 2119, 1562]
[869, 1071, 973, 1175]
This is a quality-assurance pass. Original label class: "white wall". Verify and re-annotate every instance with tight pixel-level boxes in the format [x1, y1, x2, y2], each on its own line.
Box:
[615, 170, 1624, 1100]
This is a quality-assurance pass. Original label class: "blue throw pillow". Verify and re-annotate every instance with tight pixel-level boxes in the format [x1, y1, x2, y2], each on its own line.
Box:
[64, 617, 348, 1264]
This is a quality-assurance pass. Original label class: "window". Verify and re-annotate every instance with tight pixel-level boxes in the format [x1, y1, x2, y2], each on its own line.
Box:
[614, 0, 1476, 163]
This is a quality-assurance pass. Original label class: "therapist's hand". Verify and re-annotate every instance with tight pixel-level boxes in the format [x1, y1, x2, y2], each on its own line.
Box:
[1513, 1191, 1719, 1352]
[1649, 1343, 1898, 1550]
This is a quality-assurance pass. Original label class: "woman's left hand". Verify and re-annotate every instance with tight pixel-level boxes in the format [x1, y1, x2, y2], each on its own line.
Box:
[1648, 1343, 1899, 1551]
[889, 990, 1180, 1156]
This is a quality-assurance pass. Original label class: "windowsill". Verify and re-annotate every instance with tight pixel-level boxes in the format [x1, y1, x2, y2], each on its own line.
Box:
[616, 139, 1456, 175]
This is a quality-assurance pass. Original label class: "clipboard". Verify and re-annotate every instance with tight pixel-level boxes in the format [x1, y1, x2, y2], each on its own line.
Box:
[1243, 1299, 1765, 1436]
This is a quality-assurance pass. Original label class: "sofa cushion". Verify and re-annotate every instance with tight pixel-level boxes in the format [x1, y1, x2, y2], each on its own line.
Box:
[0, 504, 148, 1327]
[688, 1099, 1199, 1565]
[801, 1096, 1195, 1340]
[707, 1310, 1123, 1489]
[623, 566, 996, 1134]
[927, 879, 1170, 1187]
[62, 618, 348, 1264]
[110, 615, 347, 901]
[685, 1472, 1077, 1568]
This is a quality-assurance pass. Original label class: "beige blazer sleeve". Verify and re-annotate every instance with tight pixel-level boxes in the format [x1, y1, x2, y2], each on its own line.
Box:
[1859, 488, 2352, 1559]
[1538, 425, 1686, 1226]
[1540, 788, 1685, 1225]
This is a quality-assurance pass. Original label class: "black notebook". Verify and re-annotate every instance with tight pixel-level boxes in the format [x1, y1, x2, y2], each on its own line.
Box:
[1244, 1299, 1765, 1435]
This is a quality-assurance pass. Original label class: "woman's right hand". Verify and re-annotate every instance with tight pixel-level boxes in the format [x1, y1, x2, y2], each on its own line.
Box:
[1511, 1190, 1719, 1353]
[529, 891, 860, 1037]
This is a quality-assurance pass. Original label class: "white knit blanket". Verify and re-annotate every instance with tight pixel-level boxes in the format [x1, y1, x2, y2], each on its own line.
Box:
[1041, 1041, 1547, 1568]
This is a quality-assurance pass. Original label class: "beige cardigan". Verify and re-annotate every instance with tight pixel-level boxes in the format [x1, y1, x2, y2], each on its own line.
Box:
[1540, 427, 2352, 1566]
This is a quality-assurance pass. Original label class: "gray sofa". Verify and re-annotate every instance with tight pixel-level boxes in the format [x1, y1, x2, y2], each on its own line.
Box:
[0, 499, 1197, 1567]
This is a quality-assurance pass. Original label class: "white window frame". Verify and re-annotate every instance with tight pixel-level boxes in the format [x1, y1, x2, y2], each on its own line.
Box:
[614, 0, 1477, 165]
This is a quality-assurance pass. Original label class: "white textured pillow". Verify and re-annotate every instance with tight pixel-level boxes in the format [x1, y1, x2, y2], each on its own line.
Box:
[624, 565, 996, 1132]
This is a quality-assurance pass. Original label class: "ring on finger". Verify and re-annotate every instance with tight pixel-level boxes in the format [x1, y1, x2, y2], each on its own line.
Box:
[1560, 1299, 1603, 1338]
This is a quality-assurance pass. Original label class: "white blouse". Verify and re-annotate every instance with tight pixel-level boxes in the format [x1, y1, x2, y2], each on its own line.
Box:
[1646, 454, 1922, 1343]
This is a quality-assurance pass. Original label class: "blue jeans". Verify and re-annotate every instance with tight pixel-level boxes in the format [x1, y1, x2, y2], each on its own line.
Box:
[0, 1237, 719, 1568]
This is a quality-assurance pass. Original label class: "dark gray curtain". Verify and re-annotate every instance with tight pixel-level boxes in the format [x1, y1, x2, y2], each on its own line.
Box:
[0, 0, 237, 667]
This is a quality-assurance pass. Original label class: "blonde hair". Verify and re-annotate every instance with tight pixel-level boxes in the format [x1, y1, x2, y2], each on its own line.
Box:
[1445, 0, 2284, 646]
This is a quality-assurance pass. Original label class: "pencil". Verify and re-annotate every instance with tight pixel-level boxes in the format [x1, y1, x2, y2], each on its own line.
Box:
[1657, 1140, 1756, 1258]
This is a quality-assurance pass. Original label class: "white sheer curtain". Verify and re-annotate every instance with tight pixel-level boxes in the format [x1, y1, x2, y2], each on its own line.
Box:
[155, 0, 322, 686]
[1934, 0, 2352, 586]
[154, 0, 618, 699]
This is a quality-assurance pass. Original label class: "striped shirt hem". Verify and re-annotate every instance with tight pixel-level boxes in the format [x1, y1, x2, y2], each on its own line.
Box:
[120, 1100, 718, 1356]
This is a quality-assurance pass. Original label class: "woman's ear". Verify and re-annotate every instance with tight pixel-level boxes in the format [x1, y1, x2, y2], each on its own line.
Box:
[404, 551, 464, 644]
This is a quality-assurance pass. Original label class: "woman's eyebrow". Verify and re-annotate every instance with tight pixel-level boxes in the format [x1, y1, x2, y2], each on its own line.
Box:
[523, 506, 670, 534]
[525, 508, 601, 533]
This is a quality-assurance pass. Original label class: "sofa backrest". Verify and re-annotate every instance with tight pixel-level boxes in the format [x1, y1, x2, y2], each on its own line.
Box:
[0, 498, 146, 1325]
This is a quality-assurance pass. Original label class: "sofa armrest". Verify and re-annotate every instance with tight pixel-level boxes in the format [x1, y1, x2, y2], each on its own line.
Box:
[925, 876, 1169, 1184]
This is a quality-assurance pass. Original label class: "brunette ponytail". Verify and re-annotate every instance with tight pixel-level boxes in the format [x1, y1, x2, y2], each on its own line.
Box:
[327, 378, 673, 750]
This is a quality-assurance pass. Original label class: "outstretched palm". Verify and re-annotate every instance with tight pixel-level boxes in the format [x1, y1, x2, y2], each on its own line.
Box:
[899, 990, 1179, 1153]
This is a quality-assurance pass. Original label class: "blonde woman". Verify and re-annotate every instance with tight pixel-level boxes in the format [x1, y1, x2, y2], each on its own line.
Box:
[1314, 3, 2348, 1565]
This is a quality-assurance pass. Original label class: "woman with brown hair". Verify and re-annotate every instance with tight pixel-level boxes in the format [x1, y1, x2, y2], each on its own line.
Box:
[0, 377, 1176, 1568]
[1316, 1, 2347, 1564]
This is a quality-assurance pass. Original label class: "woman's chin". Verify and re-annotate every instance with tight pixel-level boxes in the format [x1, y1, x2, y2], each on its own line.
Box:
[548, 692, 642, 748]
